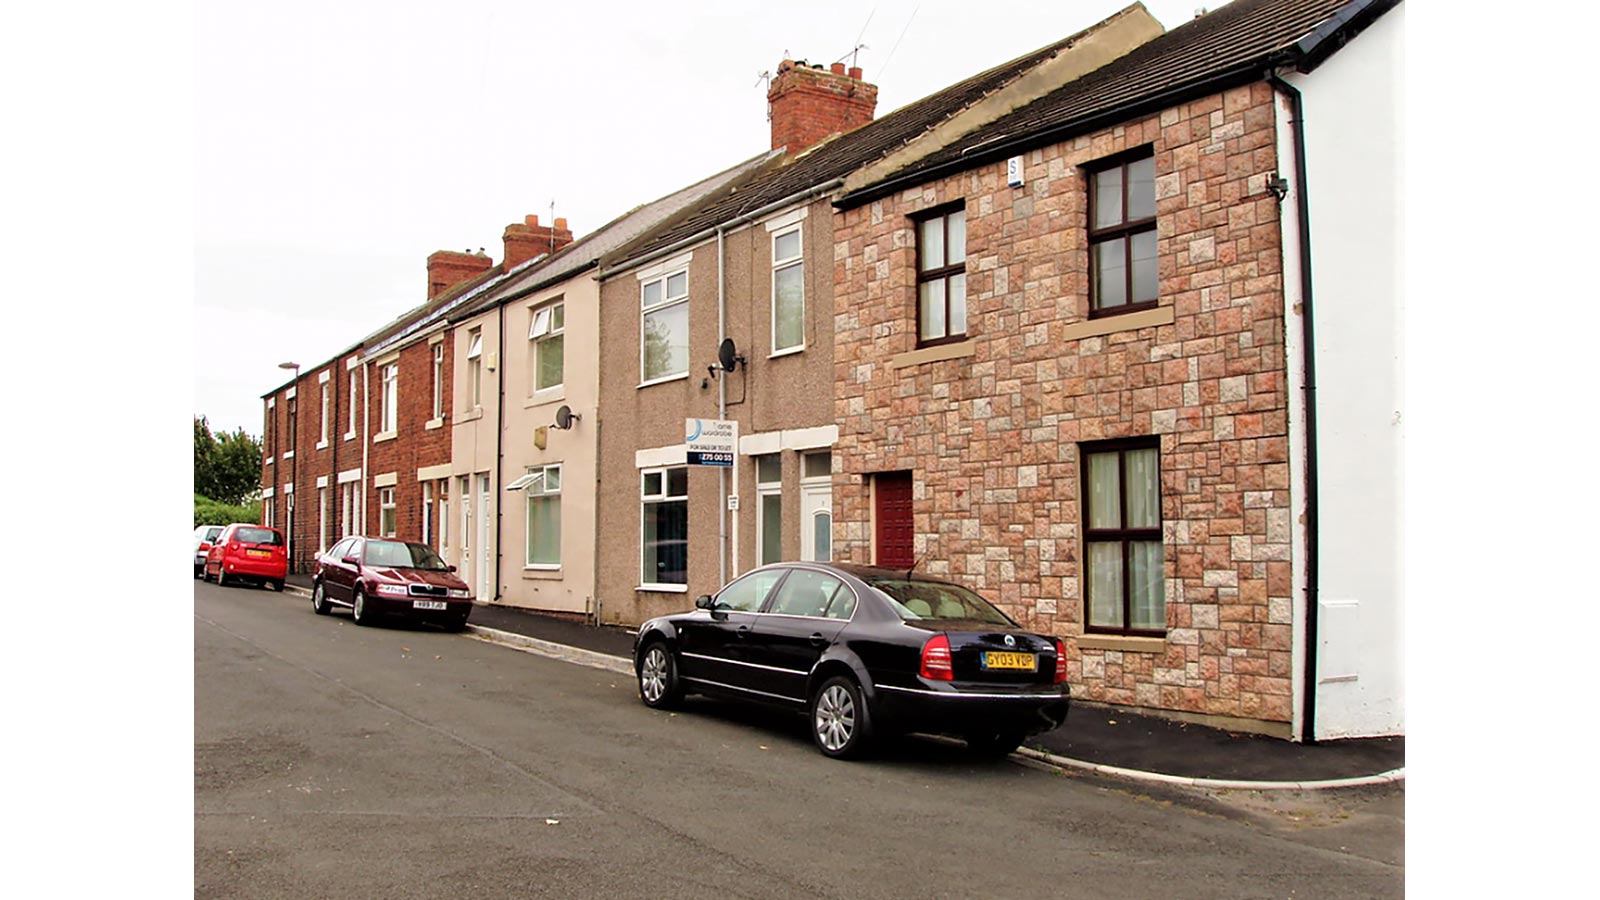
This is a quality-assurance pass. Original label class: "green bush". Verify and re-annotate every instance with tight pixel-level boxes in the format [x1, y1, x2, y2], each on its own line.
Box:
[195, 493, 261, 528]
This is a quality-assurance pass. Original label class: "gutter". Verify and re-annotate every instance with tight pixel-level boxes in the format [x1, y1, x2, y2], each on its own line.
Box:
[1265, 69, 1321, 745]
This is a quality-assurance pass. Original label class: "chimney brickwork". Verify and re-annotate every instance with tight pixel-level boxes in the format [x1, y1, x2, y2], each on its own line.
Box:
[425, 250, 494, 300]
[767, 59, 878, 154]
[503, 214, 575, 270]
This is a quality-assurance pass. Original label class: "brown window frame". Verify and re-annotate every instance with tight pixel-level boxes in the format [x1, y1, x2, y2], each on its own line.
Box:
[1081, 436, 1165, 637]
[913, 201, 968, 348]
[1086, 146, 1158, 320]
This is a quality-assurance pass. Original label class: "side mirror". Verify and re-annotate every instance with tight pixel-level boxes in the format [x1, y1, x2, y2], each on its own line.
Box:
[694, 594, 713, 610]
[447, 564, 457, 573]
[342, 556, 359, 566]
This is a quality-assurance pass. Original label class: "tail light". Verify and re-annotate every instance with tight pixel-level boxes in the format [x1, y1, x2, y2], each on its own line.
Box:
[919, 634, 954, 681]
[198, 543, 211, 552]
[1053, 638, 1068, 684]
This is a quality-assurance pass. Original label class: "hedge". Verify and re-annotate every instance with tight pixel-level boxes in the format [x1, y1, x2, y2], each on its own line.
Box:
[195, 493, 261, 528]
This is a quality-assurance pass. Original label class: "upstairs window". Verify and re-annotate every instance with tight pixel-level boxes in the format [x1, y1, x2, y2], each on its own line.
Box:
[640, 269, 688, 383]
[915, 204, 967, 346]
[466, 328, 484, 407]
[347, 370, 358, 438]
[771, 227, 804, 354]
[379, 363, 398, 434]
[286, 396, 297, 452]
[432, 343, 444, 419]
[530, 300, 565, 393]
[1088, 148, 1157, 317]
[318, 380, 329, 445]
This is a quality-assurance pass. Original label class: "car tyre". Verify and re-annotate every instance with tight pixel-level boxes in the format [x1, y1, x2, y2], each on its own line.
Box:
[194, 564, 203, 579]
[311, 582, 331, 615]
[810, 675, 873, 760]
[352, 588, 377, 626]
[965, 731, 1026, 759]
[444, 611, 470, 633]
[271, 579, 285, 592]
[216, 566, 230, 588]
[637, 641, 684, 710]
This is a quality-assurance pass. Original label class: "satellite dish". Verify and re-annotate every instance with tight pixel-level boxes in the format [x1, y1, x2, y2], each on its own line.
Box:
[717, 338, 745, 373]
[554, 405, 580, 430]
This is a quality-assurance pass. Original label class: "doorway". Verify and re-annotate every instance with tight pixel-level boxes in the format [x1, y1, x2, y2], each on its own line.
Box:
[873, 471, 914, 569]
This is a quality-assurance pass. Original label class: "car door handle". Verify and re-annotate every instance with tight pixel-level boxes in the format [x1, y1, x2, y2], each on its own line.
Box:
[736, 625, 750, 639]
[809, 633, 827, 647]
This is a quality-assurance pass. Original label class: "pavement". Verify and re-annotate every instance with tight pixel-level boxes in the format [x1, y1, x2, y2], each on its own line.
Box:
[283, 573, 1404, 789]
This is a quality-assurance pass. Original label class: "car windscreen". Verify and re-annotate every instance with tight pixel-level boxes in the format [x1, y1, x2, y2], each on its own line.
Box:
[362, 540, 450, 570]
[864, 577, 1016, 626]
[234, 527, 282, 546]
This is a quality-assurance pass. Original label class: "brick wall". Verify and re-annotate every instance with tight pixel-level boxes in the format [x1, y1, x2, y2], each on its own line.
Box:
[832, 82, 1294, 725]
[365, 335, 453, 542]
[768, 60, 877, 154]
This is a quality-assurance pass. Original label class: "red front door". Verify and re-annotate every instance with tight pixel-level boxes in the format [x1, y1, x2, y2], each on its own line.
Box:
[873, 471, 915, 569]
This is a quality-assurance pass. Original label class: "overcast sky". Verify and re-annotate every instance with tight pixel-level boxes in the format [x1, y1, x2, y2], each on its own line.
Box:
[195, 0, 1231, 435]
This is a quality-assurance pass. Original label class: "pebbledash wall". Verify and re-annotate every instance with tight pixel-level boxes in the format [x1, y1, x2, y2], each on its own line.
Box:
[833, 82, 1299, 731]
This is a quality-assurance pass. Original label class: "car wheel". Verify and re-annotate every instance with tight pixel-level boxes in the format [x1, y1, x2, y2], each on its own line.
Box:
[444, 611, 470, 632]
[216, 566, 229, 588]
[352, 588, 376, 626]
[311, 582, 331, 615]
[965, 731, 1026, 759]
[811, 675, 873, 760]
[636, 641, 684, 709]
[271, 579, 285, 592]
[194, 564, 203, 579]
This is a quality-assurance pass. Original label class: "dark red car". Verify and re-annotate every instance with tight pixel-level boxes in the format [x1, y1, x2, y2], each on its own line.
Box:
[311, 536, 473, 630]
[204, 523, 288, 591]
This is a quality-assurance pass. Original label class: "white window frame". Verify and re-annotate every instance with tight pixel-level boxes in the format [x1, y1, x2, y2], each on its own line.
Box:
[346, 371, 358, 439]
[379, 363, 398, 436]
[421, 481, 433, 545]
[639, 466, 688, 591]
[513, 463, 562, 569]
[432, 343, 445, 420]
[378, 487, 397, 538]
[466, 328, 484, 408]
[529, 300, 565, 395]
[317, 380, 329, 448]
[437, 480, 449, 555]
[771, 225, 805, 356]
[639, 268, 689, 385]
[317, 486, 328, 553]
[756, 454, 783, 566]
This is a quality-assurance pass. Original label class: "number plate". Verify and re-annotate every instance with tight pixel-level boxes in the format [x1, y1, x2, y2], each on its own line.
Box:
[247, 549, 271, 558]
[412, 600, 448, 611]
[981, 651, 1037, 671]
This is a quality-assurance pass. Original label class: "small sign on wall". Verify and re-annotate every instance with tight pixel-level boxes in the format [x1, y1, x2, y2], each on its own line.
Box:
[1007, 155, 1025, 188]
[686, 418, 738, 467]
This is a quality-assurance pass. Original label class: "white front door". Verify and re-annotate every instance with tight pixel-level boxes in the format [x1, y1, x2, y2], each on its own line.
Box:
[800, 481, 832, 562]
[477, 474, 492, 600]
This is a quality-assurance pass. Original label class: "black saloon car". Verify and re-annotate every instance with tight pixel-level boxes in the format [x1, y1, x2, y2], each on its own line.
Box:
[633, 562, 1070, 759]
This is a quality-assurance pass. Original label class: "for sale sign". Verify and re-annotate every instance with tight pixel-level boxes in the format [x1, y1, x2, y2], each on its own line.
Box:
[685, 418, 737, 467]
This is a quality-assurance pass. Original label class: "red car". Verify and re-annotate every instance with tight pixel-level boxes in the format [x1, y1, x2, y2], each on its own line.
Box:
[204, 523, 288, 591]
[311, 536, 473, 630]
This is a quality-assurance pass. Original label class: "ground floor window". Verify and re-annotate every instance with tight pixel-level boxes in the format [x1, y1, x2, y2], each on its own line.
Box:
[340, 482, 358, 537]
[756, 454, 782, 565]
[514, 464, 561, 567]
[379, 487, 397, 537]
[437, 480, 449, 555]
[1082, 437, 1164, 634]
[318, 487, 328, 553]
[641, 466, 688, 586]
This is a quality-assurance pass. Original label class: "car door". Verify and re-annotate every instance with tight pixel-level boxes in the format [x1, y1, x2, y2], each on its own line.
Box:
[676, 568, 787, 696]
[750, 568, 855, 703]
[326, 538, 361, 601]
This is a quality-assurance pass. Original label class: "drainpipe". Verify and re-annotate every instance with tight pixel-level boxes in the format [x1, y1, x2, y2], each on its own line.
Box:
[493, 304, 506, 602]
[717, 224, 728, 587]
[361, 361, 370, 537]
[1267, 70, 1320, 745]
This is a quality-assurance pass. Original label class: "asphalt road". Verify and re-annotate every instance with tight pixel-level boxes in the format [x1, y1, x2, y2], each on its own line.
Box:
[195, 580, 1403, 899]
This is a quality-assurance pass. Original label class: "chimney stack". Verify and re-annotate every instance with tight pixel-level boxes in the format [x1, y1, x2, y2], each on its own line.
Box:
[503, 214, 575, 270]
[426, 249, 494, 301]
[767, 58, 878, 154]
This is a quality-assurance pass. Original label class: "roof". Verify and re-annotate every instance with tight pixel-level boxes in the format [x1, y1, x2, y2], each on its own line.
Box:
[446, 150, 775, 324]
[838, 0, 1395, 207]
[598, 9, 1144, 274]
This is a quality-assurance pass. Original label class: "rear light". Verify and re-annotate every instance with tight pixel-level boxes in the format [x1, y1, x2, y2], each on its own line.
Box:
[1053, 638, 1068, 684]
[919, 634, 954, 681]
[198, 543, 211, 552]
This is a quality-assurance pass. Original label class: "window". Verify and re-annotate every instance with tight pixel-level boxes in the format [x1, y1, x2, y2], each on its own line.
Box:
[772, 227, 804, 353]
[347, 371, 358, 438]
[379, 487, 397, 537]
[437, 480, 449, 554]
[1082, 438, 1164, 634]
[529, 301, 565, 393]
[915, 204, 967, 345]
[287, 396, 297, 453]
[432, 343, 445, 420]
[641, 466, 688, 586]
[514, 463, 562, 567]
[466, 328, 484, 407]
[318, 381, 329, 446]
[757, 454, 782, 565]
[318, 486, 328, 552]
[422, 482, 433, 545]
[640, 269, 689, 382]
[263, 497, 274, 528]
[711, 568, 783, 612]
[1088, 148, 1157, 317]
[767, 568, 850, 619]
[380, 363, 398, 434]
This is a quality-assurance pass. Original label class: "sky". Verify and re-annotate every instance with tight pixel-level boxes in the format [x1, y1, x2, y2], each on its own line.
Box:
[194, 0, 1234, 435]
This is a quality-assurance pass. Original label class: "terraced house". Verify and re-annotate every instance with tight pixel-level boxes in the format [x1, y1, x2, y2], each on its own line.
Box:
[256, 0, 1402, 743]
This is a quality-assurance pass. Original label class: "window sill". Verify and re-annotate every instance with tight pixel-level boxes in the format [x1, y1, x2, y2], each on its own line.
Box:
[344, 431, 355, 442]
[525, 386, 566, 409]
[637, 583, 689, 593]
[523, 565, 562, 579]
[315, 440, 328, 451]
[891, 339, 976, 369]
[1062, 305, 1175, 341]
[637, 373, 689, 390]
[265, 458, 274, 466]
[425, 416, 445, 431]
[282, 450, 295, 460]
[372, 431, 397, 444]
[1077, 634, 1166, 653]
[456, 408, 484, 424]
[768, 345, 804, 360]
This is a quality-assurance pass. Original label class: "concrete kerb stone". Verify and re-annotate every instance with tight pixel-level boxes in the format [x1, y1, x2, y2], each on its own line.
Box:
[464, 625, 634, 676]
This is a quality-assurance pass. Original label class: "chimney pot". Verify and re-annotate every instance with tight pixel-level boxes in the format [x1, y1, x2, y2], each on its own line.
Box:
[848, 65, 863, 80]
[830, 62, 846, 75]
[767, 54, 879, 153]
[554, 217, 568, 230]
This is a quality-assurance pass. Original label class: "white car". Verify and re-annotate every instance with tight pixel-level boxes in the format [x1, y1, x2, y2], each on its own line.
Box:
[194, 525, 224, 577]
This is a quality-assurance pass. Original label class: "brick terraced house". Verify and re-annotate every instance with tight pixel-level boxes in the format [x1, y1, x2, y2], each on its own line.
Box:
[828, 0, 1401, 740]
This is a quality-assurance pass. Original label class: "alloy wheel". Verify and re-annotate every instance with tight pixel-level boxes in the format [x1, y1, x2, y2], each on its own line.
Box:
[640, 646, 669, 704]
[814, 683, 856, 752]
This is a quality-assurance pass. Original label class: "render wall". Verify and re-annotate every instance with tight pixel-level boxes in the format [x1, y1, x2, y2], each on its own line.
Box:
[833, 83, 1298, 729]
[1287, 5, 1405, 739]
